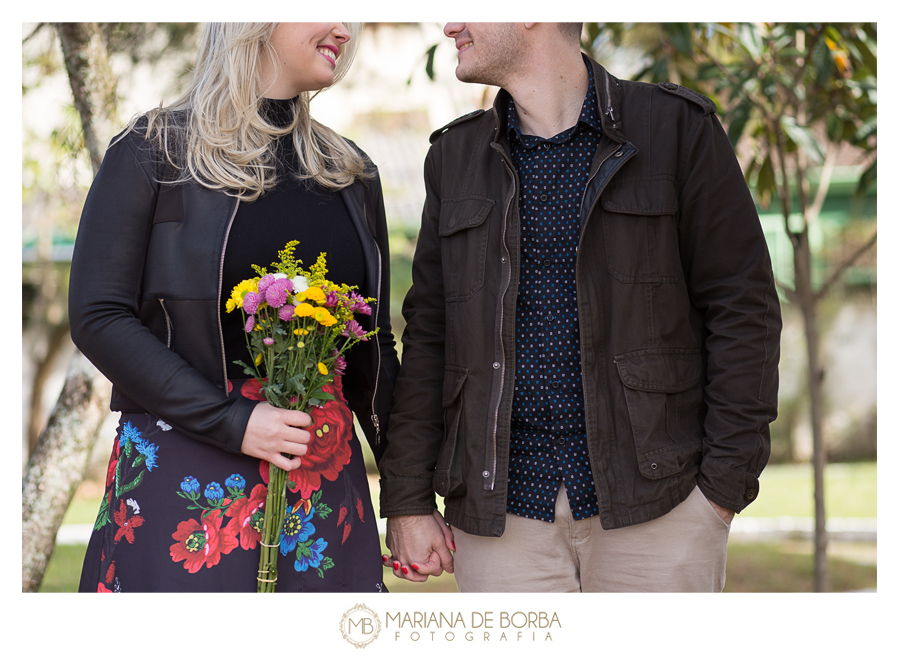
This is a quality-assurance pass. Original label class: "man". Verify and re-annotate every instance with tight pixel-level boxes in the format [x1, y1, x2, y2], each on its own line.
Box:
[378, 22, 780, 592]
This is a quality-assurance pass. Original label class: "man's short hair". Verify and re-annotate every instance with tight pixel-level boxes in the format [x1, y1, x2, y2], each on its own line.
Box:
[558, 22, 583, 45]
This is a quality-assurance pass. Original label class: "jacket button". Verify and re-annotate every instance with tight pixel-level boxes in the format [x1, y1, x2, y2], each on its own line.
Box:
[482, 471, 490, 478]
[492, 362, 500, 369]
[744, 489, 757, 502]
[614, 150, 623, 157]
[501, 256, 506, 263]
[650, 462, 658, 470]
[662, 82, 678, 90]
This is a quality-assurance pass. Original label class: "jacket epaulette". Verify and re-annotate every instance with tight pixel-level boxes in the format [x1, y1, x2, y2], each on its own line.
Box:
[657, 82, 717, 115]
[429, 109, 487, 144]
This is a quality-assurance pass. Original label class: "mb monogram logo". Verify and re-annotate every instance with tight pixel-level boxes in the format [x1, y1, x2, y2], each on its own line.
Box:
[340, 604, 382, 648]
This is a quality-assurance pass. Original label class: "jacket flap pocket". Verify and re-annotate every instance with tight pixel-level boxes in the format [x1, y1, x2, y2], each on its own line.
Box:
[439, 196, 494, 236]
[601, 177, 678, 215]
[443, 366, 469, 407]
[615, 348, 701, 393]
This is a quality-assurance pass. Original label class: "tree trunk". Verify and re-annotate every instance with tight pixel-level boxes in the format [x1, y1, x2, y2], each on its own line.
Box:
[793, 232, 829, 592]
[55, 22, 118, 174]
[21, 22, 119, 592]
[21, 352, 112, 592]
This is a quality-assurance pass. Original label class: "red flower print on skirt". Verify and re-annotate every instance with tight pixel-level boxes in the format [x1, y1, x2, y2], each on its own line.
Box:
[225, 483, 267, 550]
[169, 509, 239, 573]
[113, 500, 144, 544]
[258, 377, 353, 499]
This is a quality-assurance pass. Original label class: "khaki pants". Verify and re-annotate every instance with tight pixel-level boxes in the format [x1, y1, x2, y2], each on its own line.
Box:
[451, 485, 730, 592]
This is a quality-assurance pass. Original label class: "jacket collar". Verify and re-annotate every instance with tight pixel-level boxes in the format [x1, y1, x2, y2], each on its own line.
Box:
[491, 54, 626, 147]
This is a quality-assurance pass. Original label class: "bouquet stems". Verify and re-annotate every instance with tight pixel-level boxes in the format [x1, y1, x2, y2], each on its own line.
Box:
[257, 460, 289, 593]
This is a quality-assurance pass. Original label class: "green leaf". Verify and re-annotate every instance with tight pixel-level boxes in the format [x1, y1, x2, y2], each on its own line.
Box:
[855, 161, 876, 197]
[424, 43, 438, 81]
[297, 541, 313, 559]
[756, 154, 775, 208]
[118, 470, 145, 496]
[780, 117, 824, 164]
[316, 503, 332, 519]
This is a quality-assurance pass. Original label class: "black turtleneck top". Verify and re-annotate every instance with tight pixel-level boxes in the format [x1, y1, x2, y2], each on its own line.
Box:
[220, 97, 365, 379]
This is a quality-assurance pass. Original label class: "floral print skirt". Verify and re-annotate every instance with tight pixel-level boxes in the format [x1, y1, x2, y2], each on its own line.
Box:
[78, 377, 386, 592]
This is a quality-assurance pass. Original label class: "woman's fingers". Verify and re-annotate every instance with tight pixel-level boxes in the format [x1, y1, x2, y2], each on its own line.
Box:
[241, 402, 315, 467]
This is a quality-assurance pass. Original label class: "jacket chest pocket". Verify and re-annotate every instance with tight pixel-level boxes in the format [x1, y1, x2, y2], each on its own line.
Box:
[601, 177, 682, 284]
[439, 196, 494, 302]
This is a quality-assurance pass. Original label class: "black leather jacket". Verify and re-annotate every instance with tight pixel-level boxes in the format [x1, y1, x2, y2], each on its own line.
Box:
[68, 124, 399, 461]
[379, 58, 781, 535]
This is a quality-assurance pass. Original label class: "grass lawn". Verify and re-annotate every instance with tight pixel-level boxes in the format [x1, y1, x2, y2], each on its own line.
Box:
[40, 461, 876, 593]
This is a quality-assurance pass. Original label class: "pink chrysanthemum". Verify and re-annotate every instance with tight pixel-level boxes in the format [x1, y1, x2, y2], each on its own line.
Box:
[242, 291, 262, 315]
[348, 292, 372, 315]
[257, 274, 276, 294]
[244, 315, 255, 333]
[325, 290, 340, 308]
[263, 337, 274, 346]
[341, 319, 368, 341]
[278, 304, 296, 321]
[332, 350, 347, 376]
[265, 278, 292, 308]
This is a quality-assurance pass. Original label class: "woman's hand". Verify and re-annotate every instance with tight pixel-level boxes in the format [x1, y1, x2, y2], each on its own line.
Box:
[240, 402, 312, 470]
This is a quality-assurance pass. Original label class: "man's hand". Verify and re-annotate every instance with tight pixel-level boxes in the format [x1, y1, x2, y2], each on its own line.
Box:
[708, 500, 735, 525]
[384, 510, 455, 582]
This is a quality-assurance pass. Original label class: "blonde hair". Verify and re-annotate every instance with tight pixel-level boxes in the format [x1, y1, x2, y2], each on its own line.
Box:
[134, 22, 369, 201]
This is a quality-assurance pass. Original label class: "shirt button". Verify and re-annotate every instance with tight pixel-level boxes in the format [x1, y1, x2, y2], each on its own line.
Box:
[539, 194, 548, 202]
[556, 438, 566, 446]
[550, 380, 561, 389]
[542, 259, 551, 267]
[542, 143, 550, 149]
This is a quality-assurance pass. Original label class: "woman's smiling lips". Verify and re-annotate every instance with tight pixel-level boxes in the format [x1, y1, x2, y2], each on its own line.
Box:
[317, 44, 339, 66]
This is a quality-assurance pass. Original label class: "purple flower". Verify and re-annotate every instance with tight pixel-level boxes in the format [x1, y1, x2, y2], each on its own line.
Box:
[257, 274, 276, 294]
[279, 304, 296, 321]
[341, 319, 368, 341]
[242, 291, 262, 314]
[244, 315, 255, 333]
[265, 278, 293, 308]
[332, 350, 347, 375]
[348, 292, 372, 315]
[263, 337, 274, 346]
[325, 290, 340, 308]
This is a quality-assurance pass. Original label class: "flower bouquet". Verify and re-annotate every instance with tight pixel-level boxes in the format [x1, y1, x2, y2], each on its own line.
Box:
[226, 241, 375, 592]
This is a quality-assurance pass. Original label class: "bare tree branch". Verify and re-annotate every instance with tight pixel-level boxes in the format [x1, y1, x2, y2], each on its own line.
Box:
[816, 230, 877, 303]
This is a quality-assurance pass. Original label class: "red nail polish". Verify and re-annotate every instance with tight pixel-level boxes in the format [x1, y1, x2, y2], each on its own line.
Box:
[402, 566, 408, 575]
[411, 564, 419, 571]
[382, 555, 389, 562]
[451, 542, 456, 551]
[393, 562, 399, 570]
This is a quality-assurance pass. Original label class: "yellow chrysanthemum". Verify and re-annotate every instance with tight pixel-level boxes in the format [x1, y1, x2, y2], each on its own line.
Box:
[305, 287, 326, 303]
[254, 353, 263, 366]
[225, 298, 237, 313]
[294, 303, 316, 318]
[229, 279, 257, 308]
[313, 308, 337, 327]
[317, 362, 328, 375]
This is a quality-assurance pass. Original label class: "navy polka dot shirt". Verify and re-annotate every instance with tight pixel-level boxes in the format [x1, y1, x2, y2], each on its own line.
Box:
[505, 58, 602, 523]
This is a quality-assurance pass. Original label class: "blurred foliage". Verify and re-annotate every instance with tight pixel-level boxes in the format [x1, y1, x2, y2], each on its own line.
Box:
[584, 23, 876, 200]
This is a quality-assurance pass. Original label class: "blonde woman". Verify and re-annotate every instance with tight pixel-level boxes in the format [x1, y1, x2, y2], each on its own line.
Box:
[69, 23, 398, 592]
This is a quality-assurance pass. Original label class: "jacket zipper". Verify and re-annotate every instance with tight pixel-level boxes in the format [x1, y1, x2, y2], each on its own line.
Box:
[218, 197, 242, 394]
[370, 229, 383, 444]
[485, 147, 518, 491]
[158, 299, 172, 349]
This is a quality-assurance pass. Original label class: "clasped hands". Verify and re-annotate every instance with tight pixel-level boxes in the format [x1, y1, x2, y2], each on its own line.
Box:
[383, 510, 456, 582]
